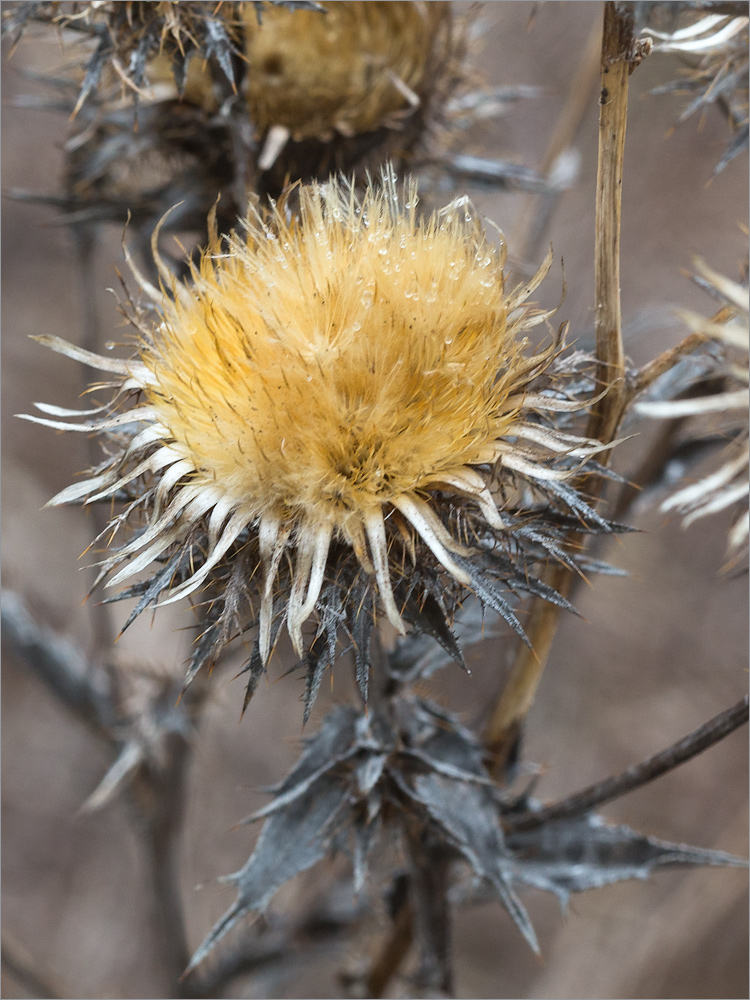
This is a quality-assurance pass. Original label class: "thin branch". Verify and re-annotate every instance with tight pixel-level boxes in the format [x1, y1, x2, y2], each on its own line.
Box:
[1, 588, 116, 736]
[504, 695, 749, 833]
[631, 330, 707, 396]
[1, 934, 67, 1000]
[484, 576, 569, 773]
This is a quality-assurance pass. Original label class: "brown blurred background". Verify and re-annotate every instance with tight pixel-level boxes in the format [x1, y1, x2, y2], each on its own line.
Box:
[2, 3, 748, 998]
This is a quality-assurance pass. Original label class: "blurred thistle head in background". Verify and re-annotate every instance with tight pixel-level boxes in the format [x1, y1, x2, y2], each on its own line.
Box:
[242, 1, 457, 175]
[4, 0, 538, 249]
[22, 171, 620, 715]
[637, 259, 749, 568]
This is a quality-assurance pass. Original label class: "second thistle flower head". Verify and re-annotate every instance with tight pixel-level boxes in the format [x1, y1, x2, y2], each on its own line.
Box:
[28, 172, 616, 709]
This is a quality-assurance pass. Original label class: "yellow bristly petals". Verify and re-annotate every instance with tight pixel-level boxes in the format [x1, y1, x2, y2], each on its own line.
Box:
[143, 179, 525, 532]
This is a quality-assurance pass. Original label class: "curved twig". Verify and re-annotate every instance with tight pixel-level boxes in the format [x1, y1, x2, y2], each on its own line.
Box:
[504, 695, 749, 833]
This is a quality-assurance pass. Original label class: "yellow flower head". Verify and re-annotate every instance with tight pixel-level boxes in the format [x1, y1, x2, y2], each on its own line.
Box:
[26, 172, 614, 709]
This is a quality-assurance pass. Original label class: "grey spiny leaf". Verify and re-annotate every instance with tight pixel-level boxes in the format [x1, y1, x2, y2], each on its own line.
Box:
[505, 810, 749, 907]
[186, 774, 348, 975]
[394, 769, 539, 954]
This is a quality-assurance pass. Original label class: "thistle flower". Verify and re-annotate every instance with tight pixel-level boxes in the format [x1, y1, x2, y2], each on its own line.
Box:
[242, 1, 455, 177]
[23, 173, 619, 711]
[636, 260, 749, 564]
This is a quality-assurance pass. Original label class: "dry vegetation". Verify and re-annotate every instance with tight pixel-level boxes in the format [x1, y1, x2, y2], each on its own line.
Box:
[2, 3, 748, 999]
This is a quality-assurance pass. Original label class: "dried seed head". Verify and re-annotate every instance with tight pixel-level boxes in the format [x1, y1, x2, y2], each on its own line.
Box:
[24, 173, 618, 708]
[244, 1, 450, 141]
[6, 1, 549, 242]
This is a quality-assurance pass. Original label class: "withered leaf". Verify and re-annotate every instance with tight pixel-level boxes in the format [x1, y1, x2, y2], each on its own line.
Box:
[506, 810, 748, 906]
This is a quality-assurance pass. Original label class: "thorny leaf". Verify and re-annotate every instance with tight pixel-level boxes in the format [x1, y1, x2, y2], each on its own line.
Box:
[237, 638, 268, 717]
[504, 809, 748, 907]
[249, 705, 363, 814]
[188, 697, 539, 971]
[399, 587, 466, 675]
[349, 579, 373, 702]
[188, 691, 748, 975]
[441, 154, 555, 194]
[390, 597, 488, 681]
[202, 18, 238, 91]
[101, 549, 189, 636]
[185, 773, 350, 976]
[395, 771, 539, 953]
[640, 3, 749, 173]
[1, 2, 324, 108]
[716, 120, 749, 174]
[452, 555, 529, 646]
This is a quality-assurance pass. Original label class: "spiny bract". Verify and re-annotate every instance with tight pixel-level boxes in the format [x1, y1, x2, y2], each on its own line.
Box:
[637, 259, 749, 564]
[25, 172, 617, 712]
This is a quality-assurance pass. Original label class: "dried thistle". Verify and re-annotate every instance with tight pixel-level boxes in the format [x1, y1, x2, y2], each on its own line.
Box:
[3, 1, 276, 108]
[3, 1, 545, 245]
[636, 259, 749, 564]
[185, 691, 747, 975]
[21, 172, 621, 713]
[243, 2, 455, 173]
[644, 10, 749, 173]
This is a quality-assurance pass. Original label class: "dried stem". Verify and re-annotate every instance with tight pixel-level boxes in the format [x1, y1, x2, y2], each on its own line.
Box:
[587, 1, 637, 444]
[2, 587, 205, 997]
[484, 4, 647, 773]
[484, 580, 568, 772]
[504, 695, 749, 833]
[365, 900, 415, 999]
[631, 330, 707, 396]
[406, 836, 454, 998]
[128, 678, 211, 997]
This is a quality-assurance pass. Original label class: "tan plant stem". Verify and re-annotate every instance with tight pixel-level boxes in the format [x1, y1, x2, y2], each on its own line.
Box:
[631, 330, 707, 396]
[587, 1, 637, 444]
[366, 900, 415, 999]
[484, 4, 648, 776]
[484, 574, 569, 771]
